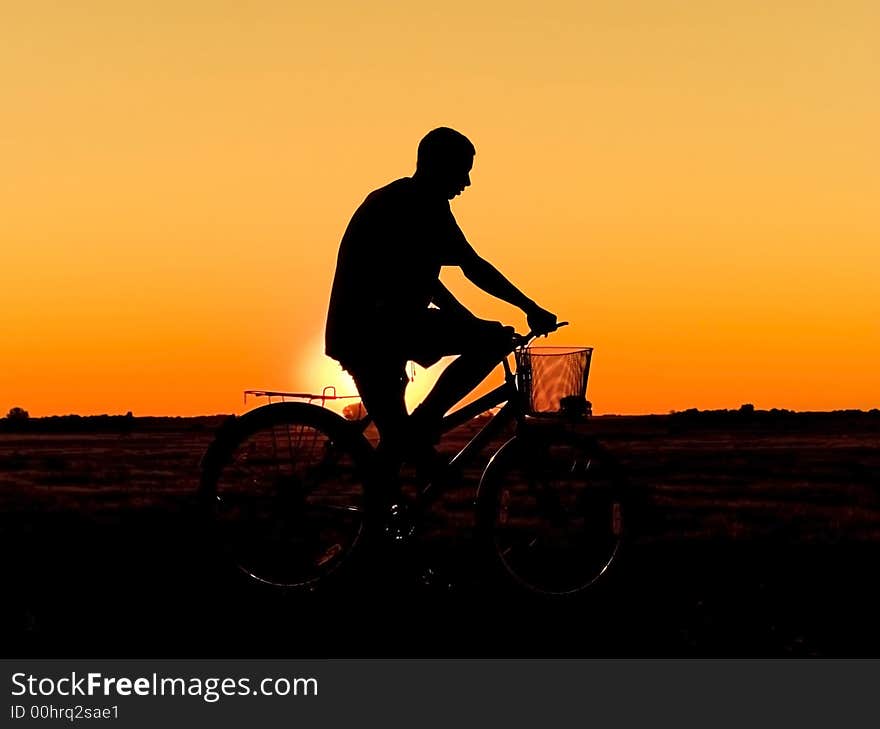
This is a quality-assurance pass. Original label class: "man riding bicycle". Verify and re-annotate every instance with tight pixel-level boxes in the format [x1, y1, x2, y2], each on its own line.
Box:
[325, 127, 557, 521]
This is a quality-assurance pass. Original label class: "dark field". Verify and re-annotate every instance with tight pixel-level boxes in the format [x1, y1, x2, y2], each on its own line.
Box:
[2, 411, 879, 657]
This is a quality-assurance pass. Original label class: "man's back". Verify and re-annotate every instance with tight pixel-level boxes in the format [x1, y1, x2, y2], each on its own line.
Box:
[325, 176, 470, 368]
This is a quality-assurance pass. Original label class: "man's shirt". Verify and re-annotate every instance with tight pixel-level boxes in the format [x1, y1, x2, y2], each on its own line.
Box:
[325, 177, 473, 368]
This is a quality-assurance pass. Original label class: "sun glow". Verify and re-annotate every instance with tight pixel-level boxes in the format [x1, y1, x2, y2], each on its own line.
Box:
[297, 335, 454, 416]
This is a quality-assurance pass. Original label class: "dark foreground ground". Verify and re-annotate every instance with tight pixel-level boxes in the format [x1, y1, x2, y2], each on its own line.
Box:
[2, 411, 878, 657]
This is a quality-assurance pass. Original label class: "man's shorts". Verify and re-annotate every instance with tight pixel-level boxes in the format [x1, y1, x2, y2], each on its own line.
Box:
[406, 309, 510, 367]
[341, 309, 511, 378]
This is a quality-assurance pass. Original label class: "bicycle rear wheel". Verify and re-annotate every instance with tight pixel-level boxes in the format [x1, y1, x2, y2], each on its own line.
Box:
[199, 403, 374, 591]
[476, 431, 626, 597]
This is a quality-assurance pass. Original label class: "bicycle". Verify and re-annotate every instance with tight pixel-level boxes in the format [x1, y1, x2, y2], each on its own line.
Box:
[198, 323, 630, 598]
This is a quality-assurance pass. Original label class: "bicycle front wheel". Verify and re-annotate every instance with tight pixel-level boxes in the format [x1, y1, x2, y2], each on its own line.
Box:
[199, 403, 374, 591]
[476, 431, 626, 597]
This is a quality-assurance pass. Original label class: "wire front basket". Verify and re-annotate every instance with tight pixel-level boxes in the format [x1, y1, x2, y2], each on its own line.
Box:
[515, 346, 593, 418]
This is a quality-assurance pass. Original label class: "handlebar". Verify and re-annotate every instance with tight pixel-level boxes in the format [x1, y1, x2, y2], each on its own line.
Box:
[513, 321, 569, 349]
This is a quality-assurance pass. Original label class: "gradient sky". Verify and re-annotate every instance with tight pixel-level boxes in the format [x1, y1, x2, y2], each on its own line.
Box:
[3, 1, 878, 416]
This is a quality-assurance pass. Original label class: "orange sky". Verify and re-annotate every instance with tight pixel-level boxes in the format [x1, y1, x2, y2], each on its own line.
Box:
[2, 1, 878, 417]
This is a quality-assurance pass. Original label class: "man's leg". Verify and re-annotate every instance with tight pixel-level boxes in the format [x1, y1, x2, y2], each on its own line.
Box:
[348, 361, 409, 506]
[409, 321, 512, 442]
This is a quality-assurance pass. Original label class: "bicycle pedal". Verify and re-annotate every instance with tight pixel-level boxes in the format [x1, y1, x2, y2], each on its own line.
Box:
[383, 523, 417, 544]
[418, 566, 457, 593]
[382, 504, 419, 544]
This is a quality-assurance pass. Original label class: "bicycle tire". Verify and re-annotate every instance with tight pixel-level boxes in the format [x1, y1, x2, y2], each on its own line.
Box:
[199, 402, 376, 591]
[475, 430, 627, 598]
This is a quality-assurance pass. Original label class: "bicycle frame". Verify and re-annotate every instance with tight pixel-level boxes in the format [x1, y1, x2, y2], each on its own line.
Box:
[353, 324, 570, 504]
[415, 343, 542, 504]
[233, 349, 524, 505]
[441, 357, 521, 463]
[389, 357, 517, 507]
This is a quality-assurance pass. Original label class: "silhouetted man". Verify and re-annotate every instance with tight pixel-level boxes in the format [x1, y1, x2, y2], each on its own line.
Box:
[325, 127, 556, 515]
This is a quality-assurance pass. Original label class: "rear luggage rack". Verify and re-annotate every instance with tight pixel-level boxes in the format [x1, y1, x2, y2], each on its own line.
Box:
[244, 386, 361, 407]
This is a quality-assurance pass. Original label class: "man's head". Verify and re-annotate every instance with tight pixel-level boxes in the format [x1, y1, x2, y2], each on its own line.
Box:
[415, 127, 475, 200]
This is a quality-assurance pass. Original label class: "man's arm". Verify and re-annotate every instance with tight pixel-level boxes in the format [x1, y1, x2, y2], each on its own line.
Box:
[459, 251, 558, 332]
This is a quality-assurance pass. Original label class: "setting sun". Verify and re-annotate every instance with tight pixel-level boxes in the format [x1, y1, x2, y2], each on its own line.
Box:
[296, 334, 454, 417]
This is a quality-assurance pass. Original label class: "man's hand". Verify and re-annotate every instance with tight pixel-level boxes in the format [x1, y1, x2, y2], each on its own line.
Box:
[525, 304, 558, 336]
